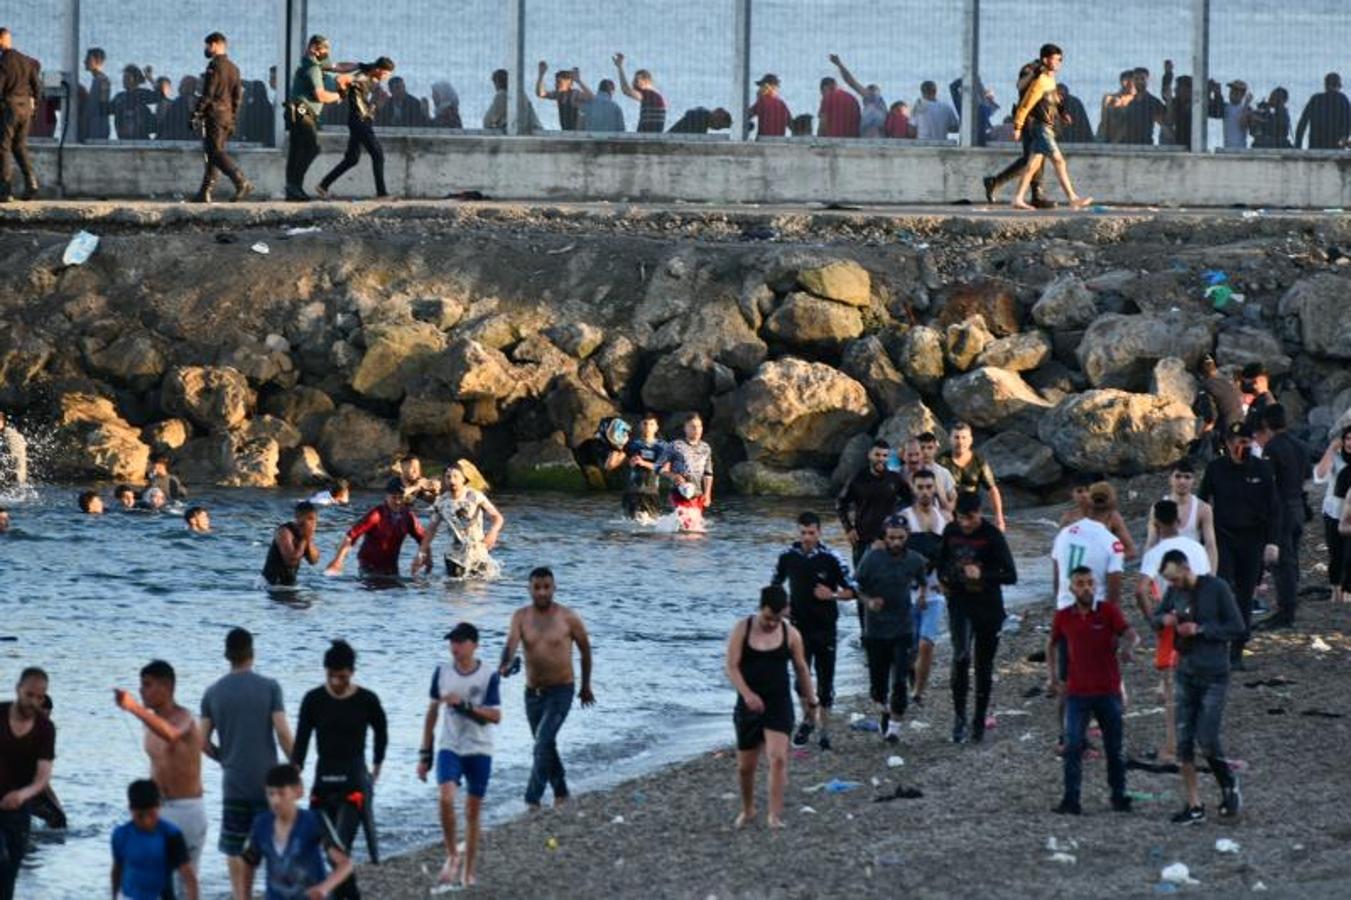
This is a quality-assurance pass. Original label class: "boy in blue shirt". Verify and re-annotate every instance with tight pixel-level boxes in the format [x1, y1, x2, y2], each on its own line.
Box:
[240, 764, 351, 900]
[110, 779, 199, 900]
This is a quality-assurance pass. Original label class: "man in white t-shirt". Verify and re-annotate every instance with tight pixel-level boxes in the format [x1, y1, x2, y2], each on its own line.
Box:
[416, 623, 502, 890]
[913, 80, 959, 140]
[917, 431, 958, 511]
[1136, 499, 1210, 764]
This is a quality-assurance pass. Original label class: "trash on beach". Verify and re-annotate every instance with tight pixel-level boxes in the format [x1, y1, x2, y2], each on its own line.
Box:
[999, 709, 1030, 717]
[886, 756, 904, 769]
[1020, 731, 1036, 742]
[1252, 882, 1268, 892]
[1155, 884, 1179, 895]
[1215, 838, 1241, 854]
[1240, 209, 1264, 219]
[250, 241, 270, 255]
[611, 815, 626, 825]
[61, 230, 99, 266]
[870, 776, 881, 787]
[873, 786, 923, 803]
[1127, 790, 1167, 803]
[799, 805, 818, 815]
[1048, 852, 1077, 865]
[546, 243, 576, 255]
[283, 226, 321, 236]
[1124, 706, 1166, 719]
[1160, 863, 1199, 885]
[719, 792, 736, 801]
[823, 779, 862, 794]
[545, 837, 559, 851]
[1046, 836, 1079, 853]
[849, 718, 881, 733]
[1310, 636, 1332, 652]
[909, 720, 929, 730]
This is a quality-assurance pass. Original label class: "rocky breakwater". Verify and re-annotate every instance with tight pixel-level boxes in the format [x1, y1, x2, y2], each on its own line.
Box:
[1, 210, 1349, 497]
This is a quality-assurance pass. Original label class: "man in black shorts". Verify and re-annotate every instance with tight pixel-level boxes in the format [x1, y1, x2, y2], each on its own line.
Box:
[771, 512, 855, 751]
[725, 586, 816, 829]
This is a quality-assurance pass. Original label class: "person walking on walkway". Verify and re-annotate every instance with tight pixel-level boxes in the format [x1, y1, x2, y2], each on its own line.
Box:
[1009, 43, 1092, 211]
[0, 28, 40, 202]
[191, 32, 251, 203]
[285, 35, 348, 202]
[316, 57, 395, 199]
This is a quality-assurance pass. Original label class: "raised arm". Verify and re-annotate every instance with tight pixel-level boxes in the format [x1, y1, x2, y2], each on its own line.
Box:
[535, 61, 550, 100]
[114, 690, 191, 743]
[829, 54, 866, 98]
[574, 71, 594, 103]
[613, 53, 641, 101]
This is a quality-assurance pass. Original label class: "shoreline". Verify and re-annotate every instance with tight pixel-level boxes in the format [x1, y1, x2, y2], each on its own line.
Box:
[359, 559, 1351, 898]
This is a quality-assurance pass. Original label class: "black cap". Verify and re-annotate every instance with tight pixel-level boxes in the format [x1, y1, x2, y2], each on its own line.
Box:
[385, 476, 406, 495]
[445, 622, 479, 643]
[756, 73, 780, 87]
[1226, 421, 1253, 439]
[1240, 362, 1267, 378]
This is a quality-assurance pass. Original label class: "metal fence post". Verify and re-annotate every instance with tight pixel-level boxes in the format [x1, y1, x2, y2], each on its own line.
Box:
[960, 0, 980, 147]
[1191, 0, 1209, 152]
[507, 0, 526, 136]
[731, 0, 751, 142]
[67, 0, 81, 152]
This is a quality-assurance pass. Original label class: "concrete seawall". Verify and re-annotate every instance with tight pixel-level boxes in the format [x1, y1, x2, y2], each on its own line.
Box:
[26, 135, 1351, 207]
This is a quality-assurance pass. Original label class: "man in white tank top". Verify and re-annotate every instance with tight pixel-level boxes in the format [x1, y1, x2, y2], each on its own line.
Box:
[1145, 461, 1218, 572]
[898, 469, 949, 707]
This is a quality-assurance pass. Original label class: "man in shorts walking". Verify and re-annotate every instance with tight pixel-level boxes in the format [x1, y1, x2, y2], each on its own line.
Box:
[1009, 44, 1092, 210]
[418, 623, 501, 889]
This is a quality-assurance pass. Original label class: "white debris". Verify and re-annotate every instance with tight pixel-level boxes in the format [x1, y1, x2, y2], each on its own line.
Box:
[1215, 838, 1241, 854]
[1161, 863, 1199, 885]
[1048, 852, 1077, 865]
[886, 755, 904, 768]
[250, 241, 270, 255]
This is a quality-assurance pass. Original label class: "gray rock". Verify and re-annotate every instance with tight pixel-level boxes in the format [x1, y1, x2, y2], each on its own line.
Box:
[1278, 274, 1351, 359]
[941, 366, 1053, 433]
[894, 325, 945, 394]
[1032, 275, 1098, 330]
[161, 366, 255, 431]
[49, 392, 151, 483]
[1024, 360, 1080, 404]
[976, 331, 1052, 372]
[734, 358, 876, 469]
[595, 336, 642, 401]
[875, 400, 948, 450]
[261, 386, 334, 446]
[944, 316, 995, 372]
[506, 432, 586, 491]
[351, 322, 447, 401]
[236, 414, 302, 452]
[220, 339, 294, 387]
[546, 374, 620, 448]
[730, 461, 832, 497]
[281, 445, 329, 486]
[978, 431, 1063, 487]
[438, 339, 520, 402]
[935, 280, 1021, 337]
[544, 322, 605, 360]
[508, 334, 581, 399]
[317, 404, 405, 485]
[411, 297, 466, 331]
[1038, 390, 1197, 474]
[840, 336, 917, 416]
[220, 435, 280, 488]
[1150, 357, 1197, 407]
[143, 418, 192, 453]
[1215, 324, 1293, 375]
[762, 292, 865, 351]
[830, 432, 873, 490]
[641, 350, 713, 413]
[1077, 312, 1216, 390]
[738, 280, 774, 330]
[797, 260, 872, 307]
[82, 331, 167, 390]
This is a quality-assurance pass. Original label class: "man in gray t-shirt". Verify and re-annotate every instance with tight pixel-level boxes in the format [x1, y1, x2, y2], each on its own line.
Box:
[199, 628, 293, 898]
[855, 516, 928, 743]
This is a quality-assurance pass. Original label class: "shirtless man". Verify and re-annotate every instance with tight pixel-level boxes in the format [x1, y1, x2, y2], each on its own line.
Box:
[114, 660, 208, 882]
[900, 469, 949, 706]
[1144, 461, 1219, 571]
[1060, 472, 1139, 561]
[499, 567, 595, 809]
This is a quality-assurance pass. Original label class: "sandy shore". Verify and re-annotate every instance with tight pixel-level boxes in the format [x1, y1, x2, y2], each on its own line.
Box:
[361, 552, 1351, 899]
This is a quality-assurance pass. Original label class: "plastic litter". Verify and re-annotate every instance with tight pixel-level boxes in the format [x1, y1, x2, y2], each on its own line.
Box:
[823, 779, 862, 794]
[1155, 883, 1179, 894]
[250, 241, 270, 255]
[283, 226, 321, 236]
[799, 805, 817, 815]
[611, 815, 625, 825]
[849, 719, 881, 732]
[1161, 863, 1199, 885]
[1201, 269, 1228, 285]
[1252, 882, 1268, 892]
[1127, 790, 1167, 802]
[61, 230, 99, 266]
[886, 755, 904, 768]
[1048, 852, 1077, 865]
[1046, 836, 1079, 852]
[545, 836, 559, 851]
[909, 720, 930, 730]
[1310, 636, 1332, 652]
[1215, 838, 1240, 854]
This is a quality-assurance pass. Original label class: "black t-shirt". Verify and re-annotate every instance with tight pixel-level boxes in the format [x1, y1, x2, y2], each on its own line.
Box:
[1334, 461, 1351, 501]
[771, 542, 854, 630]
[0, 702, 56, 797]
[293, 686, 388, 788]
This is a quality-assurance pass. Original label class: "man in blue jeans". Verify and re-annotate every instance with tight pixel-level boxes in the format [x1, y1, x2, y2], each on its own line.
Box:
[500, 567, 595, 808]
[1152, 549, 1247, 824]
[1048, 567, 1139, 815]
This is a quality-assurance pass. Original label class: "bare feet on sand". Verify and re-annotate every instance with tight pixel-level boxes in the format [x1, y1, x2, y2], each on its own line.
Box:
[1011, 199, 1034, 211]
[767, 815, 786, 829]
[735, 809, 756, 829]
[438, 854, 460, 885]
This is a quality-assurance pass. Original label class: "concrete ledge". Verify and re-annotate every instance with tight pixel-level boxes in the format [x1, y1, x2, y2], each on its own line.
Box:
[18, 134, 1351, 207]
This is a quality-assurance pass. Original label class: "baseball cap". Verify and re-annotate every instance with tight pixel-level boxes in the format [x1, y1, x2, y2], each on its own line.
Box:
[384, 476, 406, 495]
[755, 73, 780, 87]
[445, 622, 479, 643]
[1226, 79, 1248, 92]
[1240, 362, 1267, 378]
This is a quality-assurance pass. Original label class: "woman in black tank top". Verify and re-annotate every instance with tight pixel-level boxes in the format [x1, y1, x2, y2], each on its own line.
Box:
[726, 587, 816, 829]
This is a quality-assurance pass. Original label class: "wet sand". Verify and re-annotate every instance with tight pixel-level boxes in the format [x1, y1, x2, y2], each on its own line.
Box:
[361, 563, 1351, 898]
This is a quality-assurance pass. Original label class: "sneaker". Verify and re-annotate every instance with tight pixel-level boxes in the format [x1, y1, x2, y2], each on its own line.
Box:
[1111, 796, 1134, 813]
[792, 721, 814, 748]
[884, 722, 901, 745]
[1053, 799, 1081, 815]
[1171, 805, 1205, 825]
[970, 719, 985, 744]
[982, 176, 997, 203]
[1219, 779, 1242, 818]
[232, 180, 254, 203]
[879, 712, 890, 736]
[818, 732, 832, 752]
[952, 719, 968, 744]
[1031, 197, 1058, 210]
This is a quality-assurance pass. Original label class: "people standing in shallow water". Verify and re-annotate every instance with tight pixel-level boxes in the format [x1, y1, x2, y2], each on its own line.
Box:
[325, 478, 425, 577]
[141, 487, 167, 511]
[0, 667, 55, 900]
[413, 461, 504, 578]
[263, 501, 320, 587]
[147, 452, 188, 501]
[605, 412, 672, 520]
[308, 479, 350, 507]
[668, 414, 714, 529]
[726, 585, 816, 830]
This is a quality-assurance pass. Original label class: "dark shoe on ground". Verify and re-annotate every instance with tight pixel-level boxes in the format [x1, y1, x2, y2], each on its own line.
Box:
[952, 718, 968, 744]
[314, 184, 330, 199]
[284, 185, 310, 203]
[970, 718, 986, 744]
[1220, 779, 1242, 818]
[21, 184, 38, 201]
[233, 180, 254, 202]
[982, 176, 996, 203]
[1053, 799, 1081, 815]
[792, 721, 814, 748]
[1253, 614, 1294, 632]
[1111, 796, 1134, 813]
[1171, 805, 1205, 825]
[818, 732, 832, 752]
[1031, 197, 1059, 209]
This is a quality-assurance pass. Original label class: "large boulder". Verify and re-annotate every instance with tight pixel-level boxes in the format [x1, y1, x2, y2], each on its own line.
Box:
[143, 418, 192, 453]
[641, 350, 713, 413]
[317, 404, 405, 485]
[49, 392, 151, 482]
[797, 260, 871, 307]
[261, 386, 334, 446]
[941, 367, 1053, 433]
[410, 296, 466, 331]
[730, 461, 832, 497]
[438, 339, 519, 402]
[1150, 357, 1197, 407]
[1038, 390, 1197, 474]
[1032, 275, 1098, 330]
[506, 432, 586, 491]
[82, 331, 167, 390]
[1215, 324, 1293, 375]
[936, 280, 1020, 336]
[545, 322, 605, 360]
[894, 325, 945, 394]
[281, 445, 330, 486]
[976, 331, 1052, 372]
[351, 322, 446, 401]
[235, 414, 303, 451]
[944, 316, 995, 372]
[762, 293, 865, 351]
[1278, 274, 1351, 358]
[161, 366, 255, 431]
[1077, 313, 1215, 390]
[595, 336, 642, 401]
[978, 432, 1062, 487]
[219, 338, 294, 387]
[545, 374, 620, 448]
[220, 435, 280, 488]
[734, 358, 876, 468]
[830, 432, 873, 490]
[840, 336, 916, 415]
[876, 400, 948, 449]
[509, 333, 581, 399]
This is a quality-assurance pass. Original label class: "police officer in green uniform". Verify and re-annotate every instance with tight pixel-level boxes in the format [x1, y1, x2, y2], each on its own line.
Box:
[285, 35, 347, 202]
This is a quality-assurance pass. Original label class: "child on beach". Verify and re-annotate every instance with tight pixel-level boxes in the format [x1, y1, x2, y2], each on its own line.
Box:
[418, 622, 502, 889]
[110, 779, 199, 900]
[239, 764, 352, 900]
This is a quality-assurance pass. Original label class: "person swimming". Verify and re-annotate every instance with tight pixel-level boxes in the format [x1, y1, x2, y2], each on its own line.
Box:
[114, 485, 137, 510]
[414, 461, 504, 579]
[141, 487, 168, 511]
[184, 507, 211, 533]
[308, 479, 350, 507]
[79, 491, 105, 515]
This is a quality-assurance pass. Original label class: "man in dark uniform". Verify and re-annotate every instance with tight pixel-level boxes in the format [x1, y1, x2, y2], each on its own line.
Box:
[1197, 423, 1280, 667]
[192, 32, 251, 203]
[1252, 404, 1310, 629]
[285, 35, 348, 202]
[0, 27, 41, 202]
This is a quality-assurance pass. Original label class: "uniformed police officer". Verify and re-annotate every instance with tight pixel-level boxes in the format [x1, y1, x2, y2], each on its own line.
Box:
[0, 27, 41, 202]
[1252, 403, 1310, 629]
[285, 35, 348, 202]
[192, 32, 252, 203]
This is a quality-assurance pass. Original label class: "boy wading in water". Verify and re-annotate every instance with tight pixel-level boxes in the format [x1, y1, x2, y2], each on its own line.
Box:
[1010, 43, 1092, 211]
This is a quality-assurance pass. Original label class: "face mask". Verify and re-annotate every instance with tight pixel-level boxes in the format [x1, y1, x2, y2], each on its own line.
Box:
[204, 48, 213, 59]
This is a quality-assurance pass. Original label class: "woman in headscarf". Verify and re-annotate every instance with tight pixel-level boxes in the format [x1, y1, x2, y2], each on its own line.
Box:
[431, 80, 462, 128]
